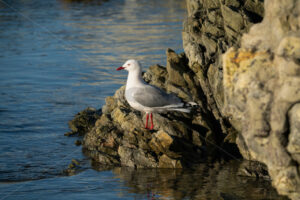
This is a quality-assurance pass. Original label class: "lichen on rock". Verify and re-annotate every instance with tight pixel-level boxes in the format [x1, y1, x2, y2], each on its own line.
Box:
[183, 0, 265, 145]
[223, 0, 300, 198]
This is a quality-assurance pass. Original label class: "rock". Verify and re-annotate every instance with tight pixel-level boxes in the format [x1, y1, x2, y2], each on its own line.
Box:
[63, 159, 83, 176]
[237, 160, 270, 179]
[244, 0, 264, 21]
[158, 154, 182, 168]
[71, 159, 79, 166]
[183, 0, 265, 147]
[149, 130, 174, 155]
[66, 107, 101, 136]
[224, 0, 240, 8]
[223, 1, 300, 198]
[143, 64, 167, 89]
[75, 49, 226, 169]
[221, 5, 244, 33]
[75, 140, 82, 146]
[166, 49, 188, 87]
[287, 104, 300, 163]
[118, 146, 158, 168]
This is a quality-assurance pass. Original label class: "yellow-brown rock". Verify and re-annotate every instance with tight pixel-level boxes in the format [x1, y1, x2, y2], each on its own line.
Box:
[158, 154, 182, 168]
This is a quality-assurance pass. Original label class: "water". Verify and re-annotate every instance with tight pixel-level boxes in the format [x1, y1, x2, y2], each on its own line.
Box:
[0, 0, 287, 199]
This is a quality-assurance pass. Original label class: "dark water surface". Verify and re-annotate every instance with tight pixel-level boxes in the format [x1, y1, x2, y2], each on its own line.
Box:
[0, 0, 287, 199]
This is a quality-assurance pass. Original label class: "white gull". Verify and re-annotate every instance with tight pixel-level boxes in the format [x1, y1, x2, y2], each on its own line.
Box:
[116, 59, 191, 130]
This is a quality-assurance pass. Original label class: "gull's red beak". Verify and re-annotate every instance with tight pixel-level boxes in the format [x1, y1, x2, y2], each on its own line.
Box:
[116, 66, 125, 71]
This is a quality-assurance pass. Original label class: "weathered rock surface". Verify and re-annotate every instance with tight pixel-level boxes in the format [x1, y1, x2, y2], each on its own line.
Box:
[65, 107, 101, 137]
[223, 0, 300, 199]
[81, 50, 219, 169]
[183, 0, 264, 140]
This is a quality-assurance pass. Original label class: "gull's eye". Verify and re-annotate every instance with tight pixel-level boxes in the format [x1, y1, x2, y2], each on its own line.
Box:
[127, 63, 130, 66]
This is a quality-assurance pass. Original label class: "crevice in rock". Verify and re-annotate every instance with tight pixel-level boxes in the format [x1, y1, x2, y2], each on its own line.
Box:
[243, 9, 263, 23]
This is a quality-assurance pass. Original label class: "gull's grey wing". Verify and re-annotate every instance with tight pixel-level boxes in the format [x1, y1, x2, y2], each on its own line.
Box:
[126, 85, 181, 108]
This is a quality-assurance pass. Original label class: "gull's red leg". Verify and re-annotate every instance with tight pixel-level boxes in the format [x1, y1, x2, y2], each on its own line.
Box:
[145, 113, 149, 129]
[150, 113, 153, 130]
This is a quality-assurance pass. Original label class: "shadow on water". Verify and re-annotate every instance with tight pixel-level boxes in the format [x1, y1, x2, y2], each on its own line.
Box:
[92, 161, 289, 200]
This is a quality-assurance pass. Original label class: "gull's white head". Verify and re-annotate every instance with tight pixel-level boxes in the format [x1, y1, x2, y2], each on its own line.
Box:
[116, 59, 141, 72]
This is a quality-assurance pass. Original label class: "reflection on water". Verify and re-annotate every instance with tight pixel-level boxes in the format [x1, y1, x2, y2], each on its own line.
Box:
[101, 161, 287, 200]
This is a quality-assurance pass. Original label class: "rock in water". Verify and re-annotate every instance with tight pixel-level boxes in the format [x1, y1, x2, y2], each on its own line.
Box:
[82, 50, 211, 168]
[66, 107, 101, 136]
[70, 0, 264, 170]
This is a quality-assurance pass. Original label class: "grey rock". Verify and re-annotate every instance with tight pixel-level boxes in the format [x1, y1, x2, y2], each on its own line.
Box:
[287, 104, 300, 164]
[183, 0, 264, 143]
[221, 4, 244, 32]
[237, 160, 270, 179]
[223, 1, 300, 198]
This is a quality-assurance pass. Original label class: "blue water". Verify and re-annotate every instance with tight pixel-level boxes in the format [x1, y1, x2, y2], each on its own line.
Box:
[0, 0, 287, 199]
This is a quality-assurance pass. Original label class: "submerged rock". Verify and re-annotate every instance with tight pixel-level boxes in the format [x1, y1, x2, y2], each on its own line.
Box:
[63, 159, 84, 176]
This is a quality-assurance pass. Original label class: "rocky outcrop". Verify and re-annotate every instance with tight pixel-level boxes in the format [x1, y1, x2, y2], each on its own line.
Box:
[183, 0, 300, 198]
[68, 0, 264, 169]
[222, 0, 300, 199]
[65, 107, 101, 137]
[80, 49, 232, 169]
[67, 47, 244, 169]
[183, 0, 264, 141]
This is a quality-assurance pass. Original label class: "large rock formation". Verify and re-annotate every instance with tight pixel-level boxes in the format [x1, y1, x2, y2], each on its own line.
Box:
[183, 0, 264, 140]
[222, 0, 300, 199]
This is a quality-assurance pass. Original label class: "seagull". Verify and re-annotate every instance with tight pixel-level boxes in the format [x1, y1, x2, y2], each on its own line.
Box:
[116, 59, 191, 130]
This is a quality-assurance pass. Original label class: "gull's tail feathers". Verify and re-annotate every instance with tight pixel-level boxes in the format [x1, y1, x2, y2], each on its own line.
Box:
[170, 107, 191, 113]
